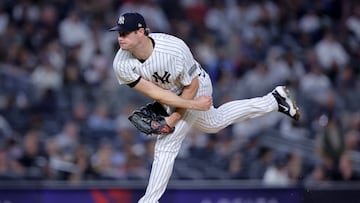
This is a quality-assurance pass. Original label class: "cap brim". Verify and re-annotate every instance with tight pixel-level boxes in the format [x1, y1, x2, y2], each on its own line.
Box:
[109, 25, 141, 32]
[109, 25, 135, 32]
[109, 25, 122, 32]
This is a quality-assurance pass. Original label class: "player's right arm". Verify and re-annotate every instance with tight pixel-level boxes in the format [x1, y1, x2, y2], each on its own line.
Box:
[165, 76, 199, 127]
[163, 38, 206, 127]
[132, 77, 211, 111]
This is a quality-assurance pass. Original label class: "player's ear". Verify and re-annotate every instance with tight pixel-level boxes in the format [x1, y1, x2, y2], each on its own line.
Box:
[136, 28, 144, 35]
[138, 28, 150, 36]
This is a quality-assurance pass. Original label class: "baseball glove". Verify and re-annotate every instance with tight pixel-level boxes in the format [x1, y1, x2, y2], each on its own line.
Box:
[128, 102, 175, 135]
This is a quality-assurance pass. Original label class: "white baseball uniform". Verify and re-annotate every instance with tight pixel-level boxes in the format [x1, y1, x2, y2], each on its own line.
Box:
[113, 33, 278, 203]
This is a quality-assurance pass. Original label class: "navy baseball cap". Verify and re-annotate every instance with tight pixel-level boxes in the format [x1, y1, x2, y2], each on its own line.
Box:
[109, 12, 147, 32]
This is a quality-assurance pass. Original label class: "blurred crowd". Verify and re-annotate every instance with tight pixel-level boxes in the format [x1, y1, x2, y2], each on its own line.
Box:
[0, 0, 360, 186]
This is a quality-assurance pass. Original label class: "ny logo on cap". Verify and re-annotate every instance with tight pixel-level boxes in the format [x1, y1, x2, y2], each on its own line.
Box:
[118, 16, 125, 24]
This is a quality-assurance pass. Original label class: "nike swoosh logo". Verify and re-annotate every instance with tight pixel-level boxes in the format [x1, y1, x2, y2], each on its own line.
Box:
[279, 104, 289, 112]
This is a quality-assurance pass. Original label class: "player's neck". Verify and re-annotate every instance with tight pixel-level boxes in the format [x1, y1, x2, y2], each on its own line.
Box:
[132, 37, 153, 61]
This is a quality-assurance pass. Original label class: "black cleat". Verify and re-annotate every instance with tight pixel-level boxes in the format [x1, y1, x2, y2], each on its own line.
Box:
[272, 86, 300, 121]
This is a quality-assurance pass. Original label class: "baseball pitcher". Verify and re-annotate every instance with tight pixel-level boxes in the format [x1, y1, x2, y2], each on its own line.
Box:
[109, 12, 300, 203]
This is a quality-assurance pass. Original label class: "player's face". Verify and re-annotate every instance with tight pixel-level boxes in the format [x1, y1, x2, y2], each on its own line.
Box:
[117, 30, 141, 51]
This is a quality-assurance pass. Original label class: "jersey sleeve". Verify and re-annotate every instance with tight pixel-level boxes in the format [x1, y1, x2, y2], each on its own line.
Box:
[113, 60, 140, 86]
[177, 41, 198, 86]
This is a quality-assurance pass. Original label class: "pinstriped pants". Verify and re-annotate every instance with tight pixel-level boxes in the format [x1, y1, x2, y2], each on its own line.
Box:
[138, 73, 278, 203]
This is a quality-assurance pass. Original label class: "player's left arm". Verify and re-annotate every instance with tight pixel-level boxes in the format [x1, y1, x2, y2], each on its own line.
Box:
[165, 76, 199, 127]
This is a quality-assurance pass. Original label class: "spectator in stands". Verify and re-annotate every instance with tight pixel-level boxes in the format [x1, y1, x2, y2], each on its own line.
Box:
[228, 152, 246, 179]
[204, 0, 231, 44]
[266, 46, 292, 85]
[71, 101, 90, 137]
[91, 141, 124, 180]
[287, 152, 304, 185]
[315, 114, 345, 180]
[298, 9, 321, 36]
[346, 3, 360, 41]
[0, 148, 17, 180]
[336, 65, 360, 111]
[58, 9, 94, 68]
[237, 136, 260, 177]
[44, 137, 63, 180]
[68, 145, 97, 182]
[263, 152, 291, 186]
[240, 62, 273, 97]
[87, 102, 115, 132]
[62, 61, 87, 104]
[0, 137, 26, 180]
[113, 115, 142, 153]
[248, 147, 273, 179]
[124, 153, 149, 180]
[337, 152, 360, 181]
[304, 162, 328, 185]
[55, 121, 80, 154]
[0, 115, 13, 139]
[283, 50, 306, 85]
[299, 57, 332, 106]
[33, 88, 58, 117]
[17, 129, 47, 180]
[314, 29, 349, 82]
[30, 63, 62, 94]
[344, 130, 359, 151]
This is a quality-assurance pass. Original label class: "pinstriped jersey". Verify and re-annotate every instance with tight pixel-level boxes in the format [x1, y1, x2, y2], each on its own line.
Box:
[113, 33, 203, 96]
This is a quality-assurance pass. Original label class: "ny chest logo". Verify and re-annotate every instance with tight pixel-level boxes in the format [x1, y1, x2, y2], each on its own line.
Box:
[152, 71, 171, 84]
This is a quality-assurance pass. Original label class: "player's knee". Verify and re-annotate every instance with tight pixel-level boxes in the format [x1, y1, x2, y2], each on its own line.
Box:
[202, 128, 220, 134]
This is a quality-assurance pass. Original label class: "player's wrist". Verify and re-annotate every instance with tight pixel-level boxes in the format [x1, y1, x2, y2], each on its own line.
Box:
[165, 116, 178, 127]
[188, 100, 195, 110]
